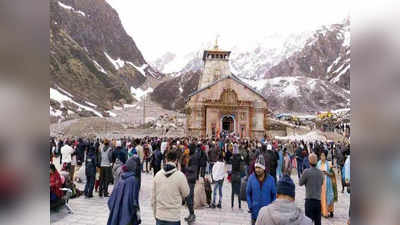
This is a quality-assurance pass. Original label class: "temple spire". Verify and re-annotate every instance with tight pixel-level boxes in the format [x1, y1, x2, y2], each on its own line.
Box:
[214, 35, 219, 50]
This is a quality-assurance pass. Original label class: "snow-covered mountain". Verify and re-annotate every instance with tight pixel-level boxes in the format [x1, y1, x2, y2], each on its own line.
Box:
[151, 19, 351, 113]
[264, 19, 350, 89]
[151, 32, 312, 80]
[256, 76, 350, 113]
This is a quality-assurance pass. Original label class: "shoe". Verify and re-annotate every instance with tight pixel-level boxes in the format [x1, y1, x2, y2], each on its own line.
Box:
[330, 212, 334, 217]
[210, 203, 216, 208]
[185, 214, 195, 222]
[99, 193, 103, 197]
[217, 203, 221, 208]
[104, 193, 110, 197]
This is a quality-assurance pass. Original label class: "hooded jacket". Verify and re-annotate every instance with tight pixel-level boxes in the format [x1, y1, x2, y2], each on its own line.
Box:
[107, 171, 140, 225]
[255, 199, 312, 225]
[152, 162, 190, 222]
[246, 173, 277, 220]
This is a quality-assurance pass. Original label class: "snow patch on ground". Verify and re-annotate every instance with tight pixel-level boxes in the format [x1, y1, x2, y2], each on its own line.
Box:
[92, 60, 107, 74]
[85, 101, 97, 108]
[107, 111, 117, 117]
[275, 130, 327, 141]
[58, 1, 86, 16]
[126, 62, 147, 77]
[104, 52, 125, 70]
[50, 88, 103, 117]
[331, 65, 350, 83]
[123, 104, 137, 108]
[130, 87, 153, 100]
[50, 106, 63, 117]
[266, 76, 301, 97]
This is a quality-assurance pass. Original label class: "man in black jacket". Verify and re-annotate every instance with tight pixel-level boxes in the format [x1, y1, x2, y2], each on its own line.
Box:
[263, 144, 278, 185]
[184, 142, 200, 223]
[84, 145, 97, 198]
[76, 138, 86, 167]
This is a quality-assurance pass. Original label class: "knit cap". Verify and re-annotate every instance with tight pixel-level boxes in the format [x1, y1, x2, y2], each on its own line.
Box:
[277, 175, 295, 199]
[254, 155, 266, 170]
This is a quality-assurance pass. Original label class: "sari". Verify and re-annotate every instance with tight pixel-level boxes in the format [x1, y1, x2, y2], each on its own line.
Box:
[317, 160, 334, 217]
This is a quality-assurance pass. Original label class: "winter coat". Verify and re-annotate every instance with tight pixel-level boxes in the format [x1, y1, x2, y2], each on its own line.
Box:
[186, 149, 200, 183]
[302, 157, 310, 171]
[225, 150, 232, 164]
[76, 141, 86, 164]
[152, 162, 190, 222]
[50, 171, 63, 199]
[336, 149, 345, 166]
[199, 149, 208, 167]
[208, 146, 218, 163]
[231, 154, 242, 185]
[85, 151, 97, 177]
[112, 147, 128, 164]
[107, 171, 140, 225]
[255, 199, 312, 225]
[151, 149, 162, 168]
[263, 150, 278, 176]
[295, 148, 304, 161]
[246, 173, 277, 220]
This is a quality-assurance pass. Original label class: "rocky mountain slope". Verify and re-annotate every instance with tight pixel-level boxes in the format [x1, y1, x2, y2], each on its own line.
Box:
[264, 20, 350, 90]
[50, 0, 162, 122]
[151, 19, 350, 113]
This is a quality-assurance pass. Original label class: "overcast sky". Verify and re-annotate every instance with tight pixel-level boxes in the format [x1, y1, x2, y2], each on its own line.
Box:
[106, 0, 349, 61]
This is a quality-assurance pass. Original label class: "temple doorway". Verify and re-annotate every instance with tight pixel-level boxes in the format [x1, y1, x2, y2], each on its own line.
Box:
[222, 115, 234, 133]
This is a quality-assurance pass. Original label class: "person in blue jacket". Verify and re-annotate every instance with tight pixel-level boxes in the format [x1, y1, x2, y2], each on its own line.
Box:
[107, 156, 141, 225]
[246, 155, 277, 225]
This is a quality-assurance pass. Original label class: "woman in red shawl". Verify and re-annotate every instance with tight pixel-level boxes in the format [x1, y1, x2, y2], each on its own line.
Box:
[50, 164, 63, 202]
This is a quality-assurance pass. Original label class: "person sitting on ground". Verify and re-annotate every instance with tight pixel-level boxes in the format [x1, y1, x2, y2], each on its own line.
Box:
[256, 175, 312, 225]
[50, 164, 63, 204]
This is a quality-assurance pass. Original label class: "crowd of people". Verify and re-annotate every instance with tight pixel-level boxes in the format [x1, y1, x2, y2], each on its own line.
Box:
[49, 134, 351, 225]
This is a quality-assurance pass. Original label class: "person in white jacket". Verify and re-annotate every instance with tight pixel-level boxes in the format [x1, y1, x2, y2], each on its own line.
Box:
[210, 154, 225, 208]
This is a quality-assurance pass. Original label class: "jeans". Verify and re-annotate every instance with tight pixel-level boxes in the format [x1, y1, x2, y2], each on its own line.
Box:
[209, 162, 214, 175]
[212, 179, 223, 205]
[156, 219, 181, 225]
[186, 182, 195, 215]
[84, 175, 95, 197]
[305, 199, 321, 225]
[296, 158, 303, 179]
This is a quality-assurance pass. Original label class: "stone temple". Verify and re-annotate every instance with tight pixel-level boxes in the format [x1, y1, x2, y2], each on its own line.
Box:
[185, 41, 270, 138]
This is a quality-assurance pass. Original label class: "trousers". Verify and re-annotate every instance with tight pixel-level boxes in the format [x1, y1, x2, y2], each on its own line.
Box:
[213, 179, 223, 205]
[84, 175, 95, 197]
[186, 182, 195, 215]
[305, 199, 321, 225]
[156, 219, 181, 225]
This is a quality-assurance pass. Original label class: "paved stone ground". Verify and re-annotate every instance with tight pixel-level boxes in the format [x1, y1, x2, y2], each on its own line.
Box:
[51, 159, 349, 225]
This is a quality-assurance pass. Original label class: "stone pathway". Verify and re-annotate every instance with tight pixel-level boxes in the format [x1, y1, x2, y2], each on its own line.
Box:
[51, 161, 349, 225]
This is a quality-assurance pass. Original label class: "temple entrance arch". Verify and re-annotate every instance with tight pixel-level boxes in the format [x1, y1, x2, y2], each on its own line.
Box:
[221, 115, 235, 133]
